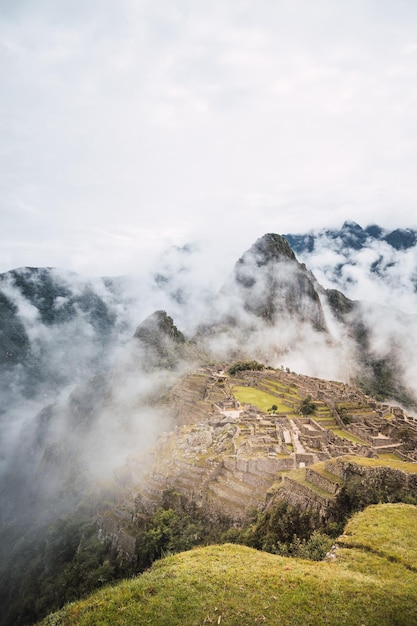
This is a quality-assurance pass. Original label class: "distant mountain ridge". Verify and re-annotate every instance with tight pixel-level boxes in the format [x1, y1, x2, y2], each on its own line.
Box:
[1, 231, 416, 409]
[284, 220, 417, 254]
[282, 221, 417, 309]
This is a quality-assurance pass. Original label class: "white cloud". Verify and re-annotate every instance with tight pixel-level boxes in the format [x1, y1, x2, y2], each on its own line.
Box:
[1, 1, 417, 274]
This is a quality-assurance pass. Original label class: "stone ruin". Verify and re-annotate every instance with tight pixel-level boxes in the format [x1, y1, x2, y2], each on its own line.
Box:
[98, 366, 417, 550]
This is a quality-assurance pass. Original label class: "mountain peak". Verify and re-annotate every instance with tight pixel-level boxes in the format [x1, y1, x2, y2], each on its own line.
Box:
[384, 228, 417, 250]
[244, 233, 297, 266]
[227, 233, 326, 330]
[134, 310, 185, 345]
[341, 220, 363, 231]
[133, 310, 189, 369]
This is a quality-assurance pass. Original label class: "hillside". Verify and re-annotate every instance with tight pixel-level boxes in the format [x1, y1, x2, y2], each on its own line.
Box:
[2, 231, 417, 625]
[40, 503, 417, 626]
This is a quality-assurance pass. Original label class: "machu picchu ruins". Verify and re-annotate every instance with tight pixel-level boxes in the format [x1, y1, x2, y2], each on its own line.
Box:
[97, 364, 417, 558]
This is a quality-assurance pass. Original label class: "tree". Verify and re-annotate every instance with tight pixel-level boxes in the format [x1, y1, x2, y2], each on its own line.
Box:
[299, 396, 316, 415]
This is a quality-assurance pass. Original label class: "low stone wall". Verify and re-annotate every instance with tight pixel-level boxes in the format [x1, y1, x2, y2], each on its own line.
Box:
[281, 476, 330, 511]
[295, 453, 315, 466]
[305, 468, 340, 494]
[347, 424, 373, 444]
[225, 455, 295, 475]
[296, 418, 326, 437]
[396, 450, 416, 462]
[369, 435, 395, 447]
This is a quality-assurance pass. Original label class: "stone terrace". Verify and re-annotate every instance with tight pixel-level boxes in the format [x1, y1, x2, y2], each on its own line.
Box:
[126, 367, 417, 524]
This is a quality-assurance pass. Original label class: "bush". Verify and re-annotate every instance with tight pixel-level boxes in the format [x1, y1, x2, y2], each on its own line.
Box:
[228, 361, 265, 376]
[299, 396, 316, 415]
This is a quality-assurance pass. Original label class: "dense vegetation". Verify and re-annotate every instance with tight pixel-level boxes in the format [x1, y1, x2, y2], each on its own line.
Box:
[298, 395, 316, 415]
[227, 360, 265, 375]
[0, 512, 120, 626]
[41, 504, 417, 626]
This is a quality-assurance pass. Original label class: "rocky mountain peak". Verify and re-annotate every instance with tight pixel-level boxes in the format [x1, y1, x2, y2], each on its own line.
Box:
[384, 228, 417, 250]
[240, 233, 297, 267]
[228, 233, 326, 330]
[134, 310, 186, 345]
[133, 310, 189, 368]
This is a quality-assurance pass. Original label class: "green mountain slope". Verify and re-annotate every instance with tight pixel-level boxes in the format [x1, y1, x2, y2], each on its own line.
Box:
[40, 503, 417, 626]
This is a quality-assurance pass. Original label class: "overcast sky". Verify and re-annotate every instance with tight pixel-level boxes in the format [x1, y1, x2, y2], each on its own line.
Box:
[1, 0, 417, 276]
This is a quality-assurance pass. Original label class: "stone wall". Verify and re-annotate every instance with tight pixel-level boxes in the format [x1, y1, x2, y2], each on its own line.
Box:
[281, 476, 330, 514]
[324, 458, 417, 494]
[225, 455, 295, 474]
[295, 453, 315, 466]
[305, 468, 340, 494]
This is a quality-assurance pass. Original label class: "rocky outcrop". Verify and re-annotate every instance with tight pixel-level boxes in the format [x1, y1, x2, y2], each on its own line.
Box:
[133, 310, 199, 369]
[96, 514, 138, 562]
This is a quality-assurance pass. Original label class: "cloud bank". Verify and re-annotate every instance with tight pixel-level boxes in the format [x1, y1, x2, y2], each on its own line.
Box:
[1, 1, 417, 274]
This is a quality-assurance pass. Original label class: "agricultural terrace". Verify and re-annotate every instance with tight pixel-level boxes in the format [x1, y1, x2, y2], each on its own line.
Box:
[232, 386, 296, 413]
[231, 382, 372, 446]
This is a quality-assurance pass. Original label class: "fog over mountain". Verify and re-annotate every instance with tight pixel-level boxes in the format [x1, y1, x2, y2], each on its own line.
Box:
[1, 227, 417, 624]
[284, 221, 417, 314]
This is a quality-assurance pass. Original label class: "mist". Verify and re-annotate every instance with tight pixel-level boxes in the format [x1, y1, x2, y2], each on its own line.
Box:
[288, 224, 417, 407]
[2, 230, 417, 527]
[1, 228, 417, 625]
[295, 229, 417, 314]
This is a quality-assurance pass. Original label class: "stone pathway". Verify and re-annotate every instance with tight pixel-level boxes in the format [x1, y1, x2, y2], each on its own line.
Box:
[289, 419, 307, 454]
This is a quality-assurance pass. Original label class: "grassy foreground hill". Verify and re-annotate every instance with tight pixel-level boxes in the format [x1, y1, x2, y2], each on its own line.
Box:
[40, 503, 417, 626]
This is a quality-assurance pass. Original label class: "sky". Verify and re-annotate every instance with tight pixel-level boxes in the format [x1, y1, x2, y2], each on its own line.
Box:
[1, 0, 417, 276]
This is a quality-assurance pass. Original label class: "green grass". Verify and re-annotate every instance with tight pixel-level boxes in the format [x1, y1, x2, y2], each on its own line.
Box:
[40, 505, 417, 626]
[340, 454, 417, 473]
[378, 452, 402, 461]
[232, 386, 295, 413]
[331, 428, 368, 444]
[262, 379, 301, 398]
[338, 503, 417, 570]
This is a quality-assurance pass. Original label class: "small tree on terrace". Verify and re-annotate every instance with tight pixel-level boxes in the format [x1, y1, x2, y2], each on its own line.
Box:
[299, 395, 316, 416]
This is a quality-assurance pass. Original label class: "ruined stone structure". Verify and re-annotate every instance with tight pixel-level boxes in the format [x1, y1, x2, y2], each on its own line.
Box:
[99, 366, 417, 548]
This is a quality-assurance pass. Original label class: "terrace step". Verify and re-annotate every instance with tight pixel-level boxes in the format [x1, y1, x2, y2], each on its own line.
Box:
[207, 482, 255, 509]
[204, 488, 250, 520]
[315, 418, 337, 427]
[280, 474, 335, 510]
[213, 471, 257, 499]
[305, 465, 342, 495]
